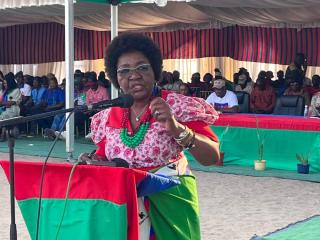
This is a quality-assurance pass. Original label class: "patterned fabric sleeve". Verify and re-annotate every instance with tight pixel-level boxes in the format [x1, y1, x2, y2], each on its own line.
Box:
[90, 108, 111, 145]
[166, 92, 219, 125]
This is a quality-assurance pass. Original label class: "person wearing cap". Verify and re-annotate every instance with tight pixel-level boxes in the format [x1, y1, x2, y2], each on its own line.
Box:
[215, 71, 234, 91]
[206, 79, 239, 113]
[234, 74, 253, 94]
[250, 74, 276, 114]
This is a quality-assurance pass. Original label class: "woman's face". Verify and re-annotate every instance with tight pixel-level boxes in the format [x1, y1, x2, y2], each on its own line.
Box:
[117, 51, 155, 101]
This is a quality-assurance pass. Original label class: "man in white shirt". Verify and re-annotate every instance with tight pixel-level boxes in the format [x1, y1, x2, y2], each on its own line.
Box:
[206, 79, 239, 113]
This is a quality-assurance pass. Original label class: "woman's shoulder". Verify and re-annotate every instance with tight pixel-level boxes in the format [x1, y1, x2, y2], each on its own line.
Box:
[90, 108, 113, 144]
[165, 92, 219, 124]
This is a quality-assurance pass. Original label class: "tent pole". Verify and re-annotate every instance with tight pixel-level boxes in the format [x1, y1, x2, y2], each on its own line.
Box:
[110, 4, 119, 99]
[65, 0, 75, 160]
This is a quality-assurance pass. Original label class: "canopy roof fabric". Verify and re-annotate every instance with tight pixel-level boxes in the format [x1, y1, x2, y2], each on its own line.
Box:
[1, 0, 320, 31]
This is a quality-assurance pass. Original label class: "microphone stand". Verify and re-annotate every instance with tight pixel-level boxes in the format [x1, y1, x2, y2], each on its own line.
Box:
[0, 107, 78, 240]
[8, 126, 17, 240]
[0, 95, 133, 240]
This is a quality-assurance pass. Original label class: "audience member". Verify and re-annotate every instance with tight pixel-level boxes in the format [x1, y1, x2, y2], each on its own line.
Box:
[39, 77, 65, 131]
[0, 71, 4, 82]
[19, 75, 33, 115]
[0, 78, 4, 103]
[14, 71, 24, 85]
[98, 71, 111, 89]
[233, 72, 240, 85]
[203, 73, 214, 91]
[206, 79, 239, 113]
[188, 72, 206, 92]
[178, 83, 192, 96]
[266, 71, 274, 86]
[305, 74, 320, 97]
[41, 75, 49, 88]
[284, 79, 310, 106]
[163, 71, 182, 92]
[172, 70, 183, 83]
[60, 78, 66, 90]
[215, 71, 234, 91]
[272, 70, 286, 96]
[309, 92, 320, 117]
[74, 69, 83, 83]
[234, 74, 253, 94]
[250, 75, 276, 114]
[0, 73, 22, 140]
[86, 75, 109, 105]
[44, 81, 88, 140]
[285, 53, 310, 86]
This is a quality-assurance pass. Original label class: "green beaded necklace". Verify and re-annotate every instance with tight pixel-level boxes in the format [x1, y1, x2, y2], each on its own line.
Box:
[120, 108, 150, 148]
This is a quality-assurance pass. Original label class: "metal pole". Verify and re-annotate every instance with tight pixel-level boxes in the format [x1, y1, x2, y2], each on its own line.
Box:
[65, 0, 75, 160]
[110, 4, 119, 99]
[8, 129, 17, 240]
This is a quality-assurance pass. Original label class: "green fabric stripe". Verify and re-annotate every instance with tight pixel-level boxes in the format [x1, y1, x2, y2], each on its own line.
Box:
[148, 176, 200, 240]
[187, 126, 320, 173]
[260, 216, 320, 240]
[18, 198, 127, 240]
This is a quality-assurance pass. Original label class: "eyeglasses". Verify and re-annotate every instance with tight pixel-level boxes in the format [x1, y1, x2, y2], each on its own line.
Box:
[117, 64, 152, 78]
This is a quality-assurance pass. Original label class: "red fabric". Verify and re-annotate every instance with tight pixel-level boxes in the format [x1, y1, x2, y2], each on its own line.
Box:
[215, 114, 320, 131]
[304, 86, 320, 97]
[0, 160, 147, 240]
[2, 24, 320, 66]
[184, 121, 219, 142]
[250, 86, 276, 113]
[95, 139, 106, 157]
[0, 161, 147, 201]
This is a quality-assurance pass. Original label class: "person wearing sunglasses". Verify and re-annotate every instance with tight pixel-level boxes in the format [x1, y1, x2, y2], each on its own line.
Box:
[85, 33, 220, 240]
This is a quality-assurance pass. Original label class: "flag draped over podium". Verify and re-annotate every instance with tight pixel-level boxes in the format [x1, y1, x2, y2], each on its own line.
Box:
[0, 160, 180, 240]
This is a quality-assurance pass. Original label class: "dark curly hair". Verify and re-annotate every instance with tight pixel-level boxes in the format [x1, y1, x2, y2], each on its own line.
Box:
[105, 33, 163, 89]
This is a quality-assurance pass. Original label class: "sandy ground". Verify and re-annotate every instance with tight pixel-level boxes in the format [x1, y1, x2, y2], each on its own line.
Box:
[0, 153, 320, 240]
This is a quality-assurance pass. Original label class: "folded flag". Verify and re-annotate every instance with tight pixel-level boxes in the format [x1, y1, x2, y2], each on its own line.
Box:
[0, 160, 180, 240]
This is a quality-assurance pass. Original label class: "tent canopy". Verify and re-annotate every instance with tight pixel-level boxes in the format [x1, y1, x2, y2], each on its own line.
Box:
[1, 0, 320, 31]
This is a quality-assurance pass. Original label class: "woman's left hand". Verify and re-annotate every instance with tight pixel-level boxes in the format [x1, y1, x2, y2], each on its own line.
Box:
[150, 97, 182, 137]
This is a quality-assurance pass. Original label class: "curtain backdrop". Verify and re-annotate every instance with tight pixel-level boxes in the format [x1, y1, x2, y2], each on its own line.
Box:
[1, 23, 320, 66]
[1, 22, 320, 81]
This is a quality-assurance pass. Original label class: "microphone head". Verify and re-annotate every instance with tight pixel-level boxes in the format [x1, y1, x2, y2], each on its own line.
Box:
[120, 94, 134, 108]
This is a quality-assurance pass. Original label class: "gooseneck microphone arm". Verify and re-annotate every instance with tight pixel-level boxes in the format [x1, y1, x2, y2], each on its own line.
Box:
[0, 94, 134, 128]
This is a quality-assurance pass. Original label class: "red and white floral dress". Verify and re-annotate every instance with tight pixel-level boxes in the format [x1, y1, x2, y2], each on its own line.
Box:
[91, 92, 219, 169]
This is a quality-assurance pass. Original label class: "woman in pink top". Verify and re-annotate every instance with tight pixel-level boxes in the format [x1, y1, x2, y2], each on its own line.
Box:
[84, 33, 220, 240]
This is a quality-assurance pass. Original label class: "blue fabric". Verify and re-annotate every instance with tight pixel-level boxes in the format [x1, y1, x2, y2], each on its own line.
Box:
[45, 88, 65, 106]
[137, 173, 180, 197]
[51, 114, 65, 131]
[31, 87, 47, 105]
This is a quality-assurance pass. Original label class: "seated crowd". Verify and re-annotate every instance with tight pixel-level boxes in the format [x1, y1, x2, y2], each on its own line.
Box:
[0, 70, 110, 141]
[158, 66, 320, 118]
[0, 54, 319, 141]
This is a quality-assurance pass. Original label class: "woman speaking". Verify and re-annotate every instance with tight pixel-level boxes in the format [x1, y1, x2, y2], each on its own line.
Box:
[90, 33, 220, 240]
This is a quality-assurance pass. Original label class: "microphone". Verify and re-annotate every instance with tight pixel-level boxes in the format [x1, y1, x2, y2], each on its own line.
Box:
[80, 94, 134, 111]
[77, 153, 129, 168]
